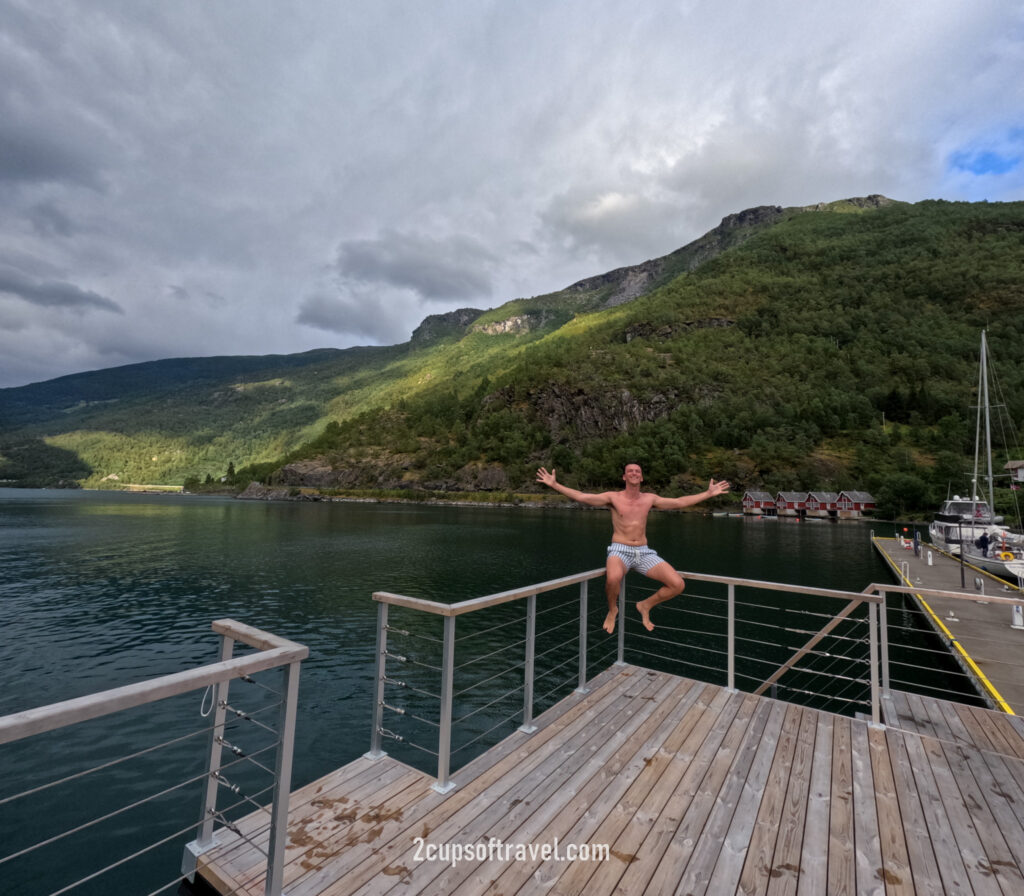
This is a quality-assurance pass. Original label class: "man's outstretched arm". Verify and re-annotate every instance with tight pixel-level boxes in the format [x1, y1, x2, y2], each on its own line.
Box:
[652, 478, 731, 511]
[536, 467, 612, 507]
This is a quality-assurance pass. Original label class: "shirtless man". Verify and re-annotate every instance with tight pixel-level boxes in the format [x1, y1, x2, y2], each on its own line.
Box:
[536, 463, 730, 632]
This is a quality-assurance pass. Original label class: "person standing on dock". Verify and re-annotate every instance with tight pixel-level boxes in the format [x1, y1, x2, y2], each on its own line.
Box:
[535, 463, 730, 633]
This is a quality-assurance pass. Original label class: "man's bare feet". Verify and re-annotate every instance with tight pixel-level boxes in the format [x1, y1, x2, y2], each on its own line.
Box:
[602, 608, 618, 633]
[636, 600, 655, 631]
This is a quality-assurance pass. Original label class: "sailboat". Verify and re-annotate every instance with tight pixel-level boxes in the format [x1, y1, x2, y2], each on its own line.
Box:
[929, 331, 1024, 581]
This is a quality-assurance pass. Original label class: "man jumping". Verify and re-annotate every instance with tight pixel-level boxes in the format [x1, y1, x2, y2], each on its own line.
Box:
[536, 463, 730, 632]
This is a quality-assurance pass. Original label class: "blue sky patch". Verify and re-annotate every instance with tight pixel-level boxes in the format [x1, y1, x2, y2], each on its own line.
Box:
[951, 129, 1024, 176]
[951, 149, 1021, 176]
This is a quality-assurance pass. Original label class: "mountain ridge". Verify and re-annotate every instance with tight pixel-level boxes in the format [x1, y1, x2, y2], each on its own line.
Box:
[3, 193, 1022, 521]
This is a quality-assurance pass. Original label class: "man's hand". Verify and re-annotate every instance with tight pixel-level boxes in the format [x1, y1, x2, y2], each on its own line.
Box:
[707, 478, 731, 497]
[536, 467, 557, 488]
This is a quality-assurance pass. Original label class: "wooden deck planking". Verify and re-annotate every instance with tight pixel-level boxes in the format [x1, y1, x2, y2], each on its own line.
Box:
[198, 666, 1024, 896]
[326, 667, 684, 896]
[882, 727, 945, 895]
[557, 684, 735, 894]
[850, 720, 885, 896]
[866, 725, 913, 894]
[327, 666, 660, 896]
[826, 714, 855, 895]
[703, 699, 789, 895]
[404, 673, 704, 896]
[619, 686, 751, 895]
[795, 712, 833, 896]
[662, 695, 770, 896]
[766, 705, 816, 896]
[524, 683, 738, 896]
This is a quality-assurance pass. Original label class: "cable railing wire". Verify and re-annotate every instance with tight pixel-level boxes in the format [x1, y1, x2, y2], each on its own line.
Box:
[0, 721, 215, 808]
[453, 663, 524, 698]
[454, 638, 527, 673]
[388, 625, 443, 646]
[453, 683, 527, 726]
[454, 613, 527, 644]
[451, 708, 528, 757]
[47, 813, 208, 896]
[535, 672, 580, 707]
[0, 700, 275, 870]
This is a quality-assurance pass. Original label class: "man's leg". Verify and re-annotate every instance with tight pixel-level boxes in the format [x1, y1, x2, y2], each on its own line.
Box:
[604, 555, 627, 634]
[636, 562, 685, 631]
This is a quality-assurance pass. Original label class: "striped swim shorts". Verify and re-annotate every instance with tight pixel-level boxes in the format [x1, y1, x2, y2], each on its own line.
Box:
[606, 542, 666, 574]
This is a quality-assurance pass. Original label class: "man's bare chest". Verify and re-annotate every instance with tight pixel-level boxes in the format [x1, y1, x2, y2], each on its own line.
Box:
[610, 493, 655, 520]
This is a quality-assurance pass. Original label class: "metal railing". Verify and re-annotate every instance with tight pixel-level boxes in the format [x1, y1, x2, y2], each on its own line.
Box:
[366, 566, 1024, 790]
[367, 570, 607, 792]
[0, 619, 307, 896]
[367, 570, 894, 789]
[869, 580, 1024, 712]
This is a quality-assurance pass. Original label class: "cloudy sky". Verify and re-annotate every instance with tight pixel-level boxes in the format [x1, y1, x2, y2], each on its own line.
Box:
[1, 1, 1022, 388]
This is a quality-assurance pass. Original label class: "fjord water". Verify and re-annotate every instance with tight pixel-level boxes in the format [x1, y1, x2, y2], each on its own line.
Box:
[0, 489, 906, 892]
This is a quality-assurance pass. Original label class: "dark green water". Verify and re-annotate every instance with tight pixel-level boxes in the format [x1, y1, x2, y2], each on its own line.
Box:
[0, 489, 964, 894]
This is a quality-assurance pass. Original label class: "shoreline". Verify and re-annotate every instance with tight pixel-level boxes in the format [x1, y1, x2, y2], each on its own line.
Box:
[0, 483, 886, 521]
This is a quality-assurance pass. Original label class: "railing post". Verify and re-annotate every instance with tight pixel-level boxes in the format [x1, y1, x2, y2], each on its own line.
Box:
[520, 593, 538, 733]
[264, 660, 301, 896]
[615, 580, 626, 665]
[879, 590, 891, 695]
[434, 615, 456, 793]
[182, 633, 234, 879]
[727, 584, 736, 691]
[868, 600, 881, 727]
[576, 581, 589, 694]
[365, 601, 388, 760]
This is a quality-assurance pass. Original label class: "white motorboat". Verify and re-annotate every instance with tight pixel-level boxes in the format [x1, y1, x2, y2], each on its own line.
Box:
[928, 495, 1006, 554]
[962, 524, 1024, 581]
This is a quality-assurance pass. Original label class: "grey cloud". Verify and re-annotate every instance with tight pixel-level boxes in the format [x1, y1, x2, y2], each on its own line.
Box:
[540, 186, 689, 264]
[167, 284, 229, 307]
[0, 267, 123, 314]
[0, 0, 1020, 390]
[0, 128, 103, 188]
[336, 231, 497, 303]
[296, 291, 412, 344]
[27, 202, 76, 238]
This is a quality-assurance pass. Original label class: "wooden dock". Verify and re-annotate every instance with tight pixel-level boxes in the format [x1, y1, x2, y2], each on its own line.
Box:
[872, 536, 1024, 714]
[197, 662, 1024, 895]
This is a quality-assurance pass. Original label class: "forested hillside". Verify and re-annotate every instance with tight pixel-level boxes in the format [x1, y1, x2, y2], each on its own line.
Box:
[3, 197, 1024, 519]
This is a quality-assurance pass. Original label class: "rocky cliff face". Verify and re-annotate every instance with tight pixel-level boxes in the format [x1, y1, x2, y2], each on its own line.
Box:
[565, 258, 665, 308]
[482, 382, 679, 442]
[622, 316, 734, 343]
[410, 307, 485, 346]
[471, 310, 554, 335]
[564, 204, 788, 309]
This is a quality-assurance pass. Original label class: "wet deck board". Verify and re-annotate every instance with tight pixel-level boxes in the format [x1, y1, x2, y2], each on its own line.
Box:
[198, 664, 1024, 895]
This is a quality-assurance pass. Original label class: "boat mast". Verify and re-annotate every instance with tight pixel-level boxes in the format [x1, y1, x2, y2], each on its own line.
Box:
[973, 333, 984, 513]
[982, 330, 996, 512]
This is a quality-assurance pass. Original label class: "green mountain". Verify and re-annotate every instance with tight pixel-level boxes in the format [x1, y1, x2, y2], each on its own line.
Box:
[3, 195, 1024, 519]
